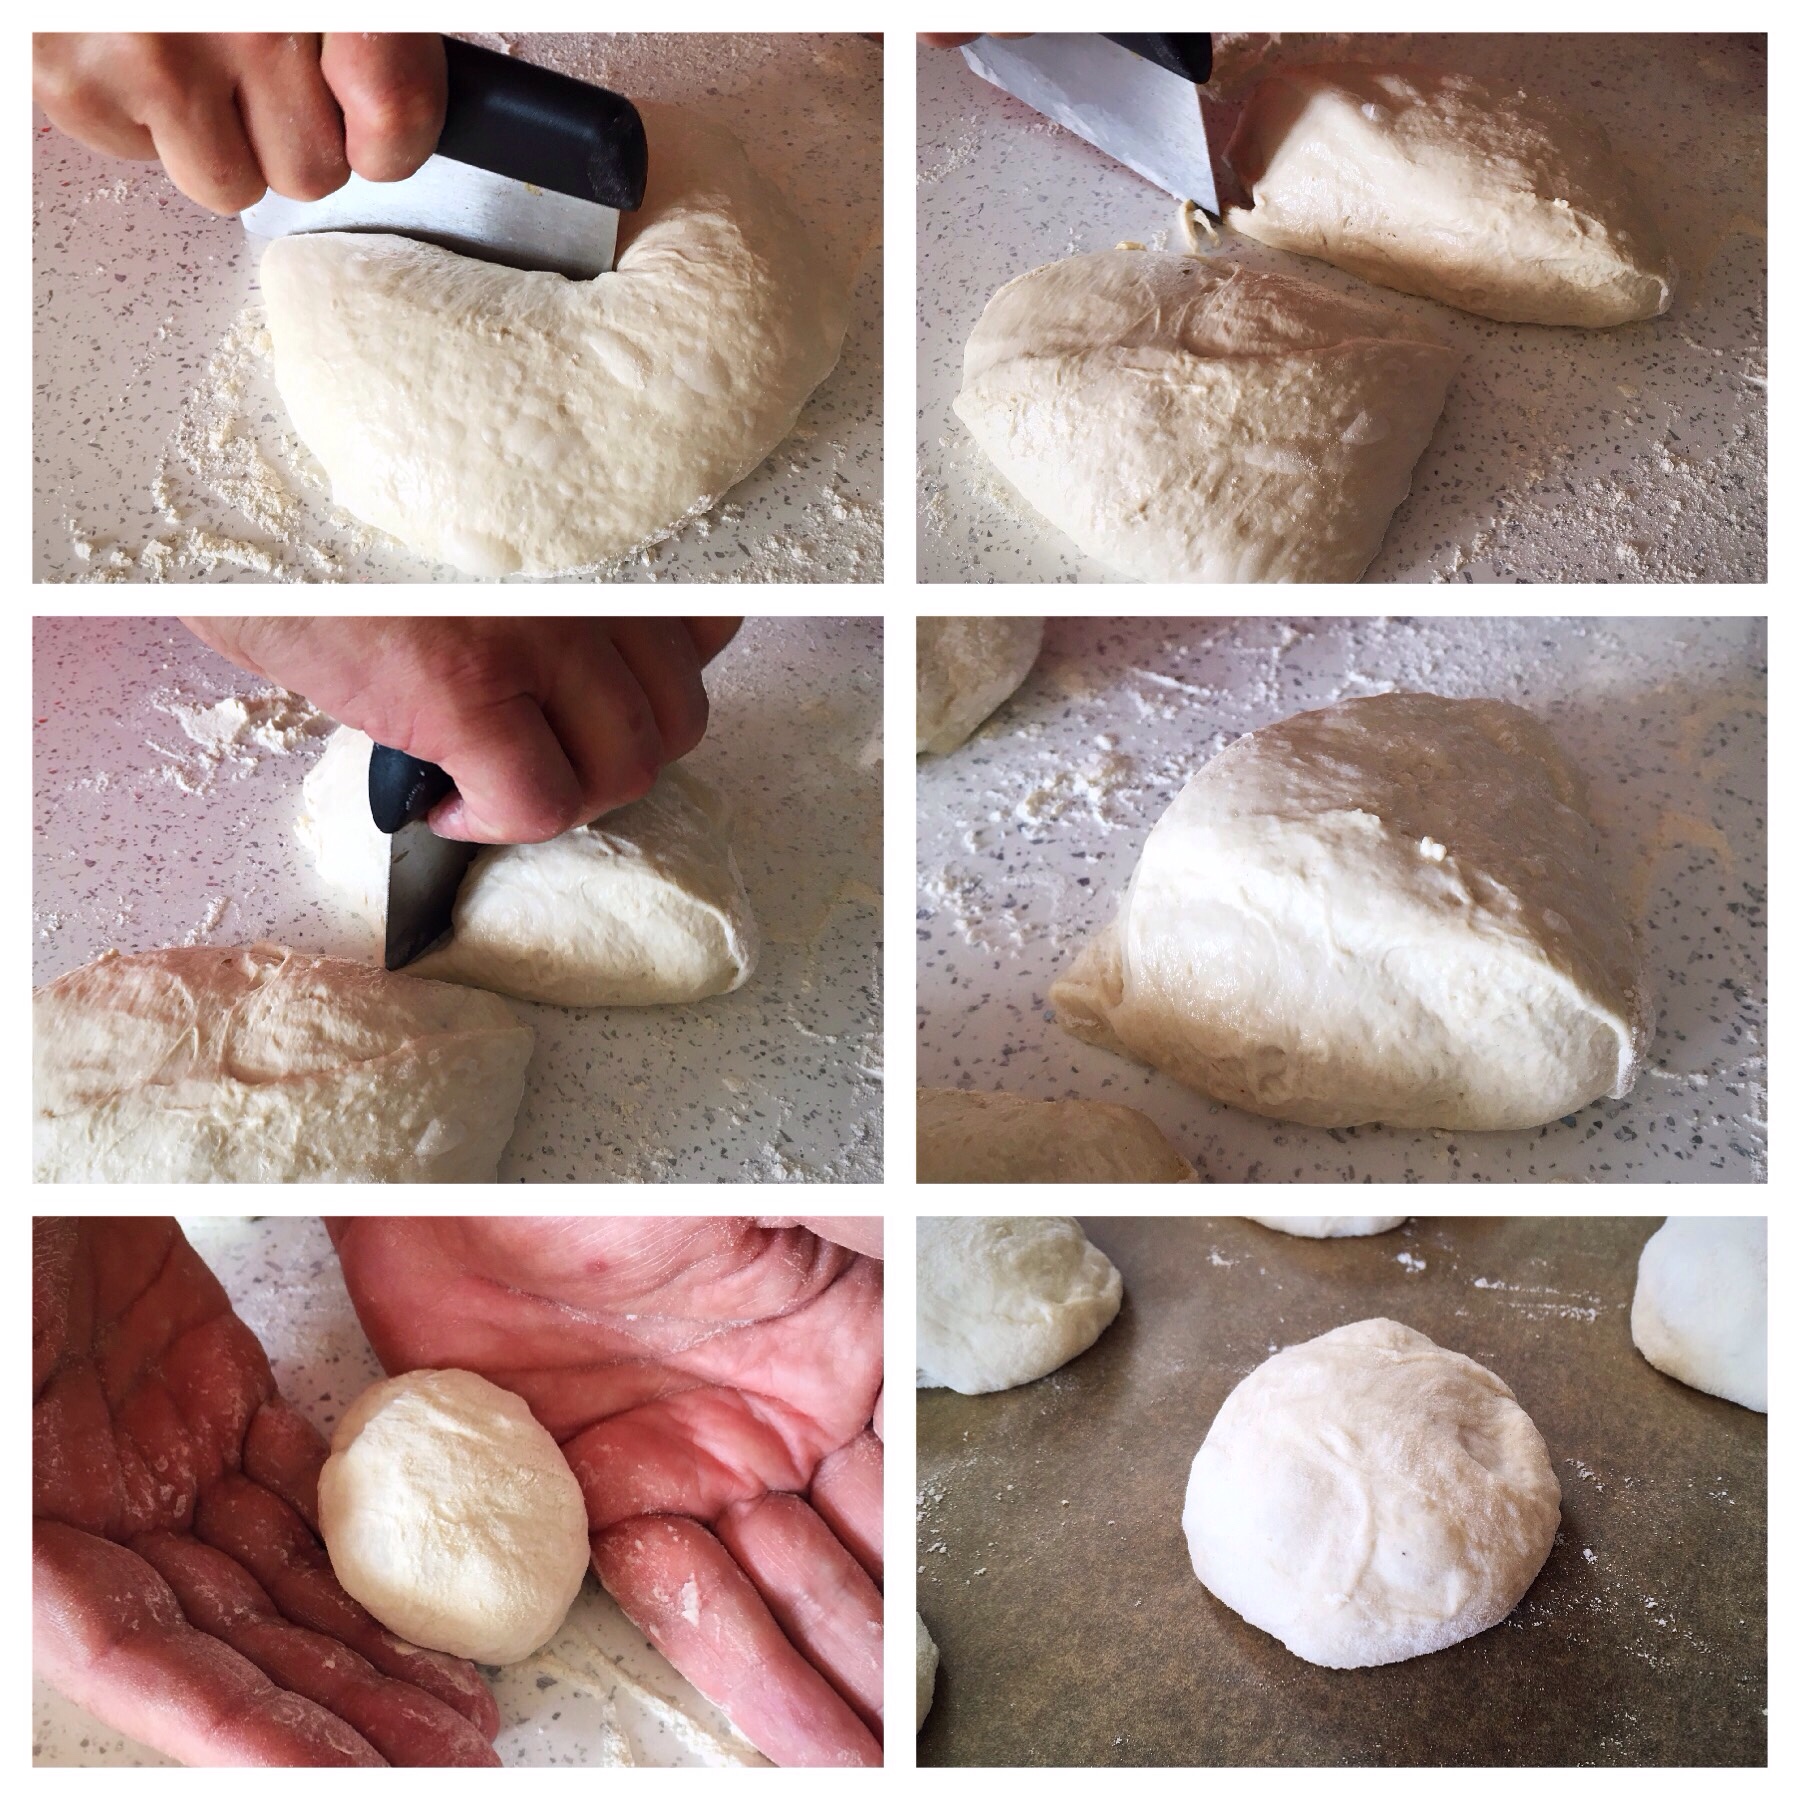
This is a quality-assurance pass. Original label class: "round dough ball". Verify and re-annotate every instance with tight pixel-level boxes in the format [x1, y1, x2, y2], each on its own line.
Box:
[1250, 1217, 1406, 1238]
[319, 1368, 591, 1664]
[1631, 1217, 1767, 1412]
[916, 1613, 939, 1731]
[917, 1088, 1195, 1183]
[917, 617, 1043, 754]
[917, 1217, 1123, 1395]
[1183, 1318, 1560, 1668]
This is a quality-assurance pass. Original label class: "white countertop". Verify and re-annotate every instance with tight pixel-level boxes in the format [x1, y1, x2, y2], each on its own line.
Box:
[916, 615, 1766, 1183]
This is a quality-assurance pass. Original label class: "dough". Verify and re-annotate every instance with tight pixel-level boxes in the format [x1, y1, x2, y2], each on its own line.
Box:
[1631, 1217, 1767, 1412]
[954, 252, 1457, 582]
[917, 1088, 1196, 1183]
[1053, 693, 1652, 1129]
[1228, 65, 1673, 327]
[917, 1217, 1123, 1395]
[917, 617, 1044, 754]
[261, 106, 848, 576]
[319, 1368, 590, 1664]
[1250, 1217, 1405, 1238]
[33, 944, 532, 1183]
[1183, 1318, 1560, 1668]
[916, 1614, 939, 1731]
[300, 726, 757, 1007]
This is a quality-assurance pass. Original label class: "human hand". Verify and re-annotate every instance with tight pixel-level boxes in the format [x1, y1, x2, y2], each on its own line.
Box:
[327, 1217, 884, 1768]
[179, 615, 743, 844]
[32, 33, 446, 217]
[32, 1218, 500, 1767]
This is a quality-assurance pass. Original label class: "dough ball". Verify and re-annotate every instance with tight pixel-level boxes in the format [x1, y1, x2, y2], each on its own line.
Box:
[1250, 1217, 1406, 1238]
[319, 1368, 591, 1665]
[1631, 1217, 1767, 1412]
[1228, 65, 1673, 327]
[1183, 1318, 1560, 1668]
[1053, 692, 1651, 1129]
[33, 944, 532, 1183]
[300, 726, 757, 1007]
[261, 106, 848, 576]
[954, 252, 1457, 582]
[917, 617, 1044, 754]
[917, 1088, 1195, 1182]
[916, 1613, 939, 1731]
[918, 1217, 1123, 1394]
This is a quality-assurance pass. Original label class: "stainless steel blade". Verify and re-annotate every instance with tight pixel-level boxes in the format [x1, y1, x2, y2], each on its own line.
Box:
[384, 819, 478, 972]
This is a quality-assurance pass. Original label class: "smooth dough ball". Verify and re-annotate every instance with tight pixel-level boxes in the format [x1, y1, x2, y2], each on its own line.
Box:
[916, 1613, 939, 1731]
[917, 617, 1044, 754]
[300, 726, 757, 1007]
[33, 944, 532, 1182]
[954, 251, 1457, 582]
[917, 1088, 1195, 1182]
[319, 1368, 591, 1665]
[1184, 1318, 1560, 1668]
[917, 1216, 1123, 1394]
[1053, 692, 1651, 1129]
[1250, 1217, 1406, 1238]
[261, 106, 847, 576]
[1228, 65, 1673, 327]
[1631, 1217, 1767, 1412]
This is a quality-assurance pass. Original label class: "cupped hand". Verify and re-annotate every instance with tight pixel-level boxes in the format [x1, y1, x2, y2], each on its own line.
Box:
[327, 1217, 884, 1767]
[32, 1218, 500, 1767]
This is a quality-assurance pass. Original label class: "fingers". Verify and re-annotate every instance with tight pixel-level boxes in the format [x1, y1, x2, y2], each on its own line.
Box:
[34, 1521, 383, 1767]
[714, 1494, 883, 1732]
[146, 79, 265, 215]
[242, 1397, 330, 1532]
[765, 1216, 885, 1259]
[233, 33, 348, 201]
[321, 32, 446, 181]
[594, 1515, 881, 1768]
[683, 617, 744, 665]
[810, 1430, 883, 1582]
[607, 619, 711, 762]
[424, 692, 590, 844]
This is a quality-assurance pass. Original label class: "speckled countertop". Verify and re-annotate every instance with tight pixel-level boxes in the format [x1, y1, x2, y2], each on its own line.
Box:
[33, 32, 882, 584]
[917, 33, 1766, 583]
[33, 1216, 770, 1766]
[34, 616, 883, 1181]
[915, 616, 1766, 1183]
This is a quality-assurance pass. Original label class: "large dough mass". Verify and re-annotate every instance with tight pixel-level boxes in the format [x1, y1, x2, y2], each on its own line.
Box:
[1631, 1217, 1767, 1412]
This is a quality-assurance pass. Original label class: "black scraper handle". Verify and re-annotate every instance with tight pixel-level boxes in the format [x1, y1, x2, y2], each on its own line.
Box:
[439, 36, 648, 212]
[1102, 34, 1213, 84]
[368, 744, 454, 834]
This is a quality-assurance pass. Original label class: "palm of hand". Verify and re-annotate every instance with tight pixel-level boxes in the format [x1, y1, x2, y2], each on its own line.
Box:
[329, 1217, 884, 1767]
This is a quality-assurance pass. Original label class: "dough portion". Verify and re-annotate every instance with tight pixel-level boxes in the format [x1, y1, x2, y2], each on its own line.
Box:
[33, 944, 532, 1183]
[1053, 693, 1651, 1129]
[319, 1369, 590, 1664]
[261, 105, 848, 576]
[917, 1088, 1196, 1183]
[1631, 1217, 1767, 1412]
[300, 726, 757, 1007]
[917, 617, 1044, 754]
[1183, 1318, 1560, 1668]
[954, 252, 1457, 582]
[916, 1614, 939, 1731]
[918, 1216, 1123, 1394]
[1228, 65, 1673, 327]
[1250, 1217, 1405, 1238]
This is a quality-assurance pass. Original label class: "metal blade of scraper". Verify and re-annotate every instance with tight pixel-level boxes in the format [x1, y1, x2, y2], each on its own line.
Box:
[962, 33, 1225, 214]
[368, 745, 478, 973]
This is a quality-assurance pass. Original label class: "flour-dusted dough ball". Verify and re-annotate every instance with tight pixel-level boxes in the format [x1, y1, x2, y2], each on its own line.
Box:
[918, 1217, 1123, 1395]
[917, 617, 1044, 754]
[33, 945, 532, 1183]
[1250, 1217, 1406, 1238]
[1228, 65, 1673, 327]
[261, 106, 848, 577]
[918, 1088, 1196, 1183]
[1053, 692, 1651, 1129]
[1631, 1217, 1767, 1412]
[300, 726, 757, 1007]
[1184, 1318, 1560, 1668]
[319, 1369, 591, 1665]
[916, 1614, 939, 1731]
[954, 252, 1457, 583]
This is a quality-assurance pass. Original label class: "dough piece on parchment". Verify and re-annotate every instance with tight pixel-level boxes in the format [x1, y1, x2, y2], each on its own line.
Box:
[260, 105, 848, 576]
[1183, 1318, 1560, 1668]
[1053, 692, 1651, 1130]
[1228, 65, 1673, 328]
[32, 944, 532, 1183]
[917, 617, 1044, 754]
[917, 1216, 1123, 1395]
[917, 1088, 1195, 1183]
[1250, 1217, 1406, 1238]
[1631, 1217, 1767, 1412]
[300, 725, 757, 1007]
[954, 252, 1457, 583]
[916, 1614, 939, 1731]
